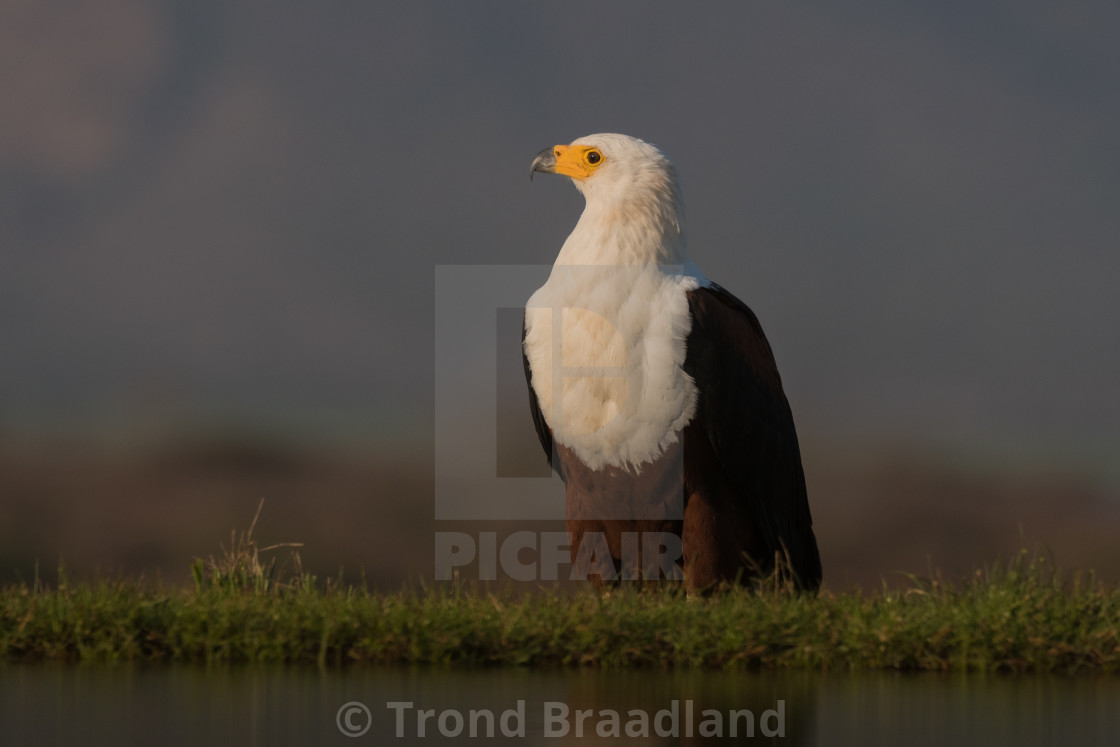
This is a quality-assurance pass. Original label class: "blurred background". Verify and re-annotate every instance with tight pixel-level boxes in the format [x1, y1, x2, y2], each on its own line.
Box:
[1, 1, 1117, 590]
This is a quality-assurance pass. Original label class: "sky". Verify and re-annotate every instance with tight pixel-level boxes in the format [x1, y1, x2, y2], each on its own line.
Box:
[2, 0, 1118, 481]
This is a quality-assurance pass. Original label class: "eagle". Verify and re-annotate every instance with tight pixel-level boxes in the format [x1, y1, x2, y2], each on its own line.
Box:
[524, 133, 821, 592]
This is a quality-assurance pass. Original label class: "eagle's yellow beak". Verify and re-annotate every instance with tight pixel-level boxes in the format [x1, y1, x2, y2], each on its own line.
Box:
[530, 144, 605, 181]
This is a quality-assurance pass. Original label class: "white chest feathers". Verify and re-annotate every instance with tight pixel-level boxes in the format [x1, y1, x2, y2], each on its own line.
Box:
[524, 266, 701, 471]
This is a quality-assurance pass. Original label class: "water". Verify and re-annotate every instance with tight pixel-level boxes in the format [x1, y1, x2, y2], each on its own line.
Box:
[1, 665, 1117, 745]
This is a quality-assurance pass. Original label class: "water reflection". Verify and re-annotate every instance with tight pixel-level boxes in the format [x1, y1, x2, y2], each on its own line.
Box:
[1, 665, 1116, 745]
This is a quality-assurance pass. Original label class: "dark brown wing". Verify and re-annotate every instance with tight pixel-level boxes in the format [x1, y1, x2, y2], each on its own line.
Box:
[683, 284, 822, 589]
[522, 317, 557, 475]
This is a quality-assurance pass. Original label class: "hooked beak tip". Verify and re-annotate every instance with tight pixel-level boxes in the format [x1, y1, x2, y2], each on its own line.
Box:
[530, 147, 557, 183]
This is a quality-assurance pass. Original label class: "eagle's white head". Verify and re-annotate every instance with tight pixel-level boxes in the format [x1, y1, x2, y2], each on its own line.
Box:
[531, 133, 688, 266]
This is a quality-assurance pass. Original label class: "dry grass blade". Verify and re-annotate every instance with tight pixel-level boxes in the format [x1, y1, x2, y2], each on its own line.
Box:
[192, 499, 306, 593]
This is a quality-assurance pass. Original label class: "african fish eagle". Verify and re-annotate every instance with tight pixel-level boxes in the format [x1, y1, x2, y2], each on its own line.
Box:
[524, 133, 821, 591]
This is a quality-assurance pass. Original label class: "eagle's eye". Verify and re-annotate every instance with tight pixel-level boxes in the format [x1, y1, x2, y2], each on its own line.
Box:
[586, 150, 602, 165]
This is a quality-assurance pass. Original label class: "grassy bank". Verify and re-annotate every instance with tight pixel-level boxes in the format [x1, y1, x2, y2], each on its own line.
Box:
[2, 553, 1119, 673]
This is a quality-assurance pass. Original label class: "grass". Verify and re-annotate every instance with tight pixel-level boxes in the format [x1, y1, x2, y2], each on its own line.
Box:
[190, 499, 306, 595]
[2, 548, 1119, 672]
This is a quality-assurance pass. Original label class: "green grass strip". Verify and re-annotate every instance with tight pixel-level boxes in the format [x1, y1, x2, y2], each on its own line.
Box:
[3, 557, 1119, 672]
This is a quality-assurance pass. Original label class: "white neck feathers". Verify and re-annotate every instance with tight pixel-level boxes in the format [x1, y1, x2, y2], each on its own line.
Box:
[556, 161, 688, 267]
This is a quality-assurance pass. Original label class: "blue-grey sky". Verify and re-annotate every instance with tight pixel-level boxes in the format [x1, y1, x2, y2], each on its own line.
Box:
[2, 1, 1118, 478]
